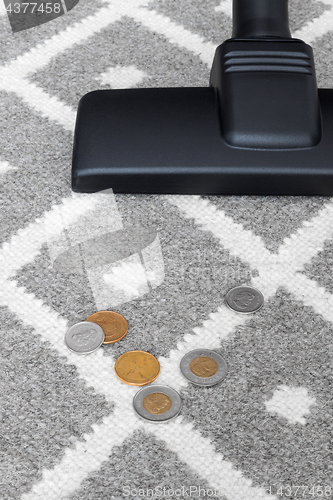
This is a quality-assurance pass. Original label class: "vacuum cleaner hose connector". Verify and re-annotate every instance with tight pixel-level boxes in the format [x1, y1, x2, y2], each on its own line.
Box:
[232, 0, 291, 39]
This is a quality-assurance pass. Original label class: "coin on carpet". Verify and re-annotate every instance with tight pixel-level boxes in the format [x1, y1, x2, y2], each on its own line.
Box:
[115, 350, 160, 386]
[225, 285, 264, 313]
[86, 310, 128, 344]
[65, 322, 105, 354]
[180, 349, 228, 386]
[133, 385, 182, 422]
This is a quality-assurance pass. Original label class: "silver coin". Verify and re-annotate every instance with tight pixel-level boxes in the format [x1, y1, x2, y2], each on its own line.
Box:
[180, 349, 228, 387]
[133, 385, 182, 423]
[65, 321, 105, 354]
[225, 285, 264, 313]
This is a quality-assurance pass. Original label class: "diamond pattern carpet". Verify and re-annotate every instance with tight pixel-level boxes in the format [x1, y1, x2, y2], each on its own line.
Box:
[0, 1, 332, 499]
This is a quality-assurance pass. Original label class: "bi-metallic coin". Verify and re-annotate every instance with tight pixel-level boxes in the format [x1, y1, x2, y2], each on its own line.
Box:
[180, 349, 228, 387]
[133, 385, 182, 423]
[115, 350, 160, 386]
[65, 321, 105, 354]
[86, 310, 128, 344]
[225, 285, 264, 314]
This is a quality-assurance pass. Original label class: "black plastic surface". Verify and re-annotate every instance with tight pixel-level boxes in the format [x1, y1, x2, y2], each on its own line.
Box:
[71, 0, 333, 195]
[232, 0, 291, 39]
[72, 87, 333, 195]
[210, 39, 321, 149]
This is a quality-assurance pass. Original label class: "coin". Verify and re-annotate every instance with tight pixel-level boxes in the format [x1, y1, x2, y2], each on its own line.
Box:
[114, 350, 160, 386]
[143, 393, 172, 414]
[190, 356, 218, 377]
[180, 349, 228, 386]
[225, 285, 264, 313]
[133, 385, 182, 422]
[65, 321, 105, 354]
[86, 311, 128, 344]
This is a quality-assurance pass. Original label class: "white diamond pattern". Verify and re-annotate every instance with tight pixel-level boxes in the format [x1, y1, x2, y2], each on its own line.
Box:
[1, 0, 333, 498]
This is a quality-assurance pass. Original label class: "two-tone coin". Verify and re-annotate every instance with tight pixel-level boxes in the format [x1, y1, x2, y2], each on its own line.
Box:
[86, 311, 128, 344]
[115, 350, 160, 386]
[180, 349, 228, 386]
[65, 321, 105, 354]
[133, 385, 182, 423]
[225, 285, 264, 314]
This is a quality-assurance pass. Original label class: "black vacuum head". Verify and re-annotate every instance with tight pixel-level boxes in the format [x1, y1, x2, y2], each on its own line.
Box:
[72, 0, 333, 195]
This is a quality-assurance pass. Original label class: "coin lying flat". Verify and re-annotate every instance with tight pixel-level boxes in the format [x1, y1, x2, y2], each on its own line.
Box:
[133, 385, 182, 422]
[190, 356, 218, 377]
[65, 322, 105, 354]
[143, 392, 172, 414]
[180, 349, 228, 386]
[225, 285, 264, 314]
[115, 350, 160, 386]
[86, 311, 128, 344]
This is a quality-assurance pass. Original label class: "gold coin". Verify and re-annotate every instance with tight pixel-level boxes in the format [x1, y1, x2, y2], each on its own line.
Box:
[86, 311, 128, 344]
[190, 356, 219, 378]
[115, 350, 160, 386]
[142, 393, 172, 415]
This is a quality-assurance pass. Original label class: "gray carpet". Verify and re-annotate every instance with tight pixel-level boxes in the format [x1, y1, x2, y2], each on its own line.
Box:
[0, 1, 332, 499]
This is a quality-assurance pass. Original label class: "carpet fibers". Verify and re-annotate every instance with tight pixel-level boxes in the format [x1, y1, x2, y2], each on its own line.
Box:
[0, 1, 332, 499]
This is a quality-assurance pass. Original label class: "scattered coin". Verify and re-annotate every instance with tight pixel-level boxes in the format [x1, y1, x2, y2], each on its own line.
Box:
[133, 385, 182, 422]
[190, 356, 218, 377]
[143, 392, 172, 414]
[225, 285, 264, 313]
[86, 311, 128, 344]
[180, 349, 228, 386]
[115, 350, 160, 386]
[65, 321, 105, 354]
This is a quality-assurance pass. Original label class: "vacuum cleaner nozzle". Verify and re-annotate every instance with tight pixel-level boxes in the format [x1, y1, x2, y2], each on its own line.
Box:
[72, 0, 333, 195]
